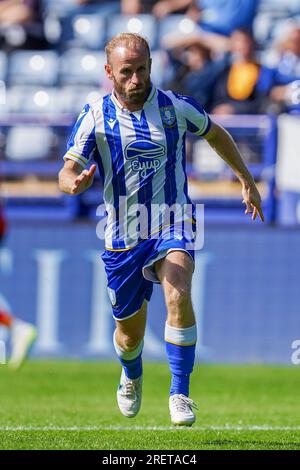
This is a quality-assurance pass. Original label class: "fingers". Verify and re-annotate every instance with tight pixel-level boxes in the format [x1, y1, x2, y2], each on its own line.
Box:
[88, 164, 97, 177]
[255, 204, 265, 222]
[242, 199, 253, 214]
[249, 201, 265, 222]
[71, 165, 96, 194]
[242, 184, 265, 222]
[74, 170, 89, 186]
[242, 199, 265, 222]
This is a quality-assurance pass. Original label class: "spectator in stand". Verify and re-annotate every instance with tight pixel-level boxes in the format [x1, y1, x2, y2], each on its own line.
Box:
[166, 26, 300, 115]
[275, 25, 300, 77]
[164, 39, 225, 109]
[121, 0, 191, 17]
[0, 0, 48, 50]
[121, 0, 258, 34]
[210, 29, 277, 115]
[72, 0, 120, 16]
[266, 24, 300, 112]
[192, 0, 258, 37]
[0, 0, 34, 25]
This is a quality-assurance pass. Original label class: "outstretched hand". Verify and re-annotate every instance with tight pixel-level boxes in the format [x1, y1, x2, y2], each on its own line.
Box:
[71, 164, 97, 195]
[242, 183, 265, 222]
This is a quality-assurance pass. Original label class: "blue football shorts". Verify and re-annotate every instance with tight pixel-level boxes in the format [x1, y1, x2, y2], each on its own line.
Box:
[101, 225, 195, 321]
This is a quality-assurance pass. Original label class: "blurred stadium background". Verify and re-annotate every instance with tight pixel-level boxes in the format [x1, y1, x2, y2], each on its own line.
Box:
[0, 0, 300, 367]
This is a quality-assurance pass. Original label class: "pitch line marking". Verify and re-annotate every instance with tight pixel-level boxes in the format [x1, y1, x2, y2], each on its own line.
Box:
[0, 425, 300, 432]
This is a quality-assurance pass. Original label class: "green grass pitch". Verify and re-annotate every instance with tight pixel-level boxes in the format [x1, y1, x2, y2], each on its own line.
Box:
[0, 361, 300, 450]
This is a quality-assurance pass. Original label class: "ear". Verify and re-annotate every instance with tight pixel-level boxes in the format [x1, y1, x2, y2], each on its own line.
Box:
[105, 63, 113, 80]
[149, 57, 152, 73]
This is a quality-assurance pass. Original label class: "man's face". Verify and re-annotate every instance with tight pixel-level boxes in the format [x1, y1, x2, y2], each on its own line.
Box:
[105, 44, 152, 105]
[230, 31, 254, 60]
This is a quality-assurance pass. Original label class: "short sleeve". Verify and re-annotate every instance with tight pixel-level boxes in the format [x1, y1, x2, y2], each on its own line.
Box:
[63, 103, 96, 168]
[172, 92, 211, 136]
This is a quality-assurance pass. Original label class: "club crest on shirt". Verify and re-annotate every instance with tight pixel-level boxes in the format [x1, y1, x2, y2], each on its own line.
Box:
[159, 106, 176, 128]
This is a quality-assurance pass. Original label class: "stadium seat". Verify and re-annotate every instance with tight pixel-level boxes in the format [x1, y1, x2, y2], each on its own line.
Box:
[60, 49, 106, 86]
[150, 50, 172, 88]
[253, 13, 275, 47]
[107, 15, 157, 49]
[259, 48, 280, 68]
[59, 13, 106, 50]
[0, 51, 7, 82]
[43, 0, 119, 17]
[5, 126, 55, 161]
[0, 94, 7, 116]
[0, 127, 6, 160]
[58, 86, 106, 114]
[7, 86, 59, 114]
[7, 51, 59, 86]
[42, 0, 79, 16]
[271, 17, 300, 43]
[253, 4, 300, 48]
[0, 77, 7, 115]
[258, 0, 296, 14]
[158, 15, 197, 48]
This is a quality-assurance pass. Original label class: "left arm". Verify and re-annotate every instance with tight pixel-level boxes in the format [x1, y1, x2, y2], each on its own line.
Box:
[203, 121, 264, 221]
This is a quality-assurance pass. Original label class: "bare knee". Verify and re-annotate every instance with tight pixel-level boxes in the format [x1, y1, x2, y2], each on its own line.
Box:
[115, 301, 147, 352]
[116, 330, 144, 352]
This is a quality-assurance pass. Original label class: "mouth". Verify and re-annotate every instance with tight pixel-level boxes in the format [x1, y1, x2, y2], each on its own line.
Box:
[128, 86, 144, 92]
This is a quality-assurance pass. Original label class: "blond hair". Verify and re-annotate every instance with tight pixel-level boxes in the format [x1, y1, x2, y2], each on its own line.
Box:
[105, 33, 151, 64]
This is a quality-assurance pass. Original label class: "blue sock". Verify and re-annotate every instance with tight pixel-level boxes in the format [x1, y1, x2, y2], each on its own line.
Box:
[120, 354, 143, 380]
[165, 323, 197, 397]
[113, 331, 143, 380]
[170, 373, 190, 397]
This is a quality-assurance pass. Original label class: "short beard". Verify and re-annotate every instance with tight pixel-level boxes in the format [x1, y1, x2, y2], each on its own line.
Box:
[113, 76, 151, 106]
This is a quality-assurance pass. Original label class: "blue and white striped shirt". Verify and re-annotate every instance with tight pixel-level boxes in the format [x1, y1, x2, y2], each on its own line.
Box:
[63, 85, 211, 250]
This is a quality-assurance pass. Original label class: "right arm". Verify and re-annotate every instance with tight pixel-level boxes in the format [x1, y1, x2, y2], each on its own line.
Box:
[58, 103, 97, 195]
[59, 159, 97, 195]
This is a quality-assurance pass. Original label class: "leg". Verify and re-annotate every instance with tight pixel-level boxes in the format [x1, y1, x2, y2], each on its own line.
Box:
[114, 301, 147, 418]
[155, 251, 197, 390]
[0, 242, 36, 369]
[155, 251, 198, 425]
[102, 244, 154, 418]
[155, 250, 195, 329]
[0, 308, 37, 370]
[114, 300, 147, 380]
[114, 299, 147, 353]
[0, 309, 13, 327]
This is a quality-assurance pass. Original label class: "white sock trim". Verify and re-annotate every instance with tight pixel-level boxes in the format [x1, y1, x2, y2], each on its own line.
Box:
[165, 323, 197, 346]
[113, 330, 144, 361]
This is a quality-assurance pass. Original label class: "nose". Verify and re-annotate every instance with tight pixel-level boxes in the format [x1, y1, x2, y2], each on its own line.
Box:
[131, 72, 141, 85]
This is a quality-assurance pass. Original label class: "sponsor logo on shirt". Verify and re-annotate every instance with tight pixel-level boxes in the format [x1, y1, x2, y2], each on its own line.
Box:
[124, 139, 165, 178]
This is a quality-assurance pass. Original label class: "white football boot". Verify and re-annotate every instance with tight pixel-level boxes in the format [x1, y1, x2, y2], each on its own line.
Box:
[117, 369, 142, 418]
[169, 394, 198, 426]
[8, 320, 37, 370]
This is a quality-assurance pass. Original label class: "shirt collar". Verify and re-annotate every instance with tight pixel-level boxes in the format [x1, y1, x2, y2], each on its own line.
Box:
[111, 84, 157, 112]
